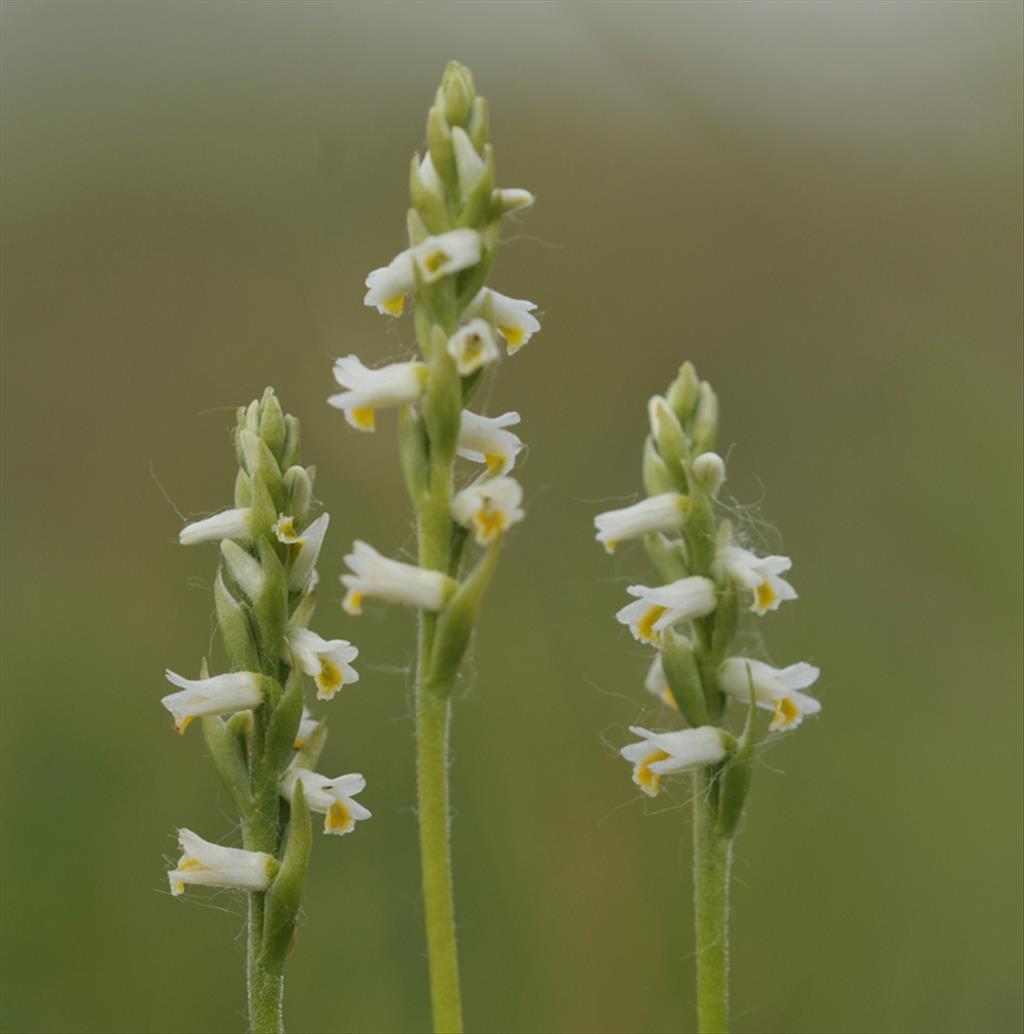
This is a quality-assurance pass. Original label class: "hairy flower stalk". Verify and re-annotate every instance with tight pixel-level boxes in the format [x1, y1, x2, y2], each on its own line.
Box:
[596, 364, 822, 1034]
[329, 62, 539, 1034]
[162, 389, 369, 1034]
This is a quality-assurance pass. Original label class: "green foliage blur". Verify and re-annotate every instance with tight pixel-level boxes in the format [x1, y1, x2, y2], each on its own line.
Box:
[2, 2, 1021, 1032]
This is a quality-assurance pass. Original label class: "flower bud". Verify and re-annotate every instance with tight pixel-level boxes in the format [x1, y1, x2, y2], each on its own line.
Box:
[441, 60, 476, 126]
[647, 396, 689, 485]
[667, 361, 700, 424]
[692, 451, 726, 497]
[692, 381, 719, 452]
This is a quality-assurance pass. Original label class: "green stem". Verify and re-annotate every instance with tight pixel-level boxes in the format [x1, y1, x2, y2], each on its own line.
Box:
[693, 768, 732, 1034]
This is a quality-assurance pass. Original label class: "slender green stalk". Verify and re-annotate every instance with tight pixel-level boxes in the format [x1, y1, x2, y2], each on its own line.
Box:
[693, 771, 732, 1034]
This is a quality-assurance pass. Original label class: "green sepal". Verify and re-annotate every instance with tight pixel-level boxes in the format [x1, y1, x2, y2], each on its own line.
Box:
[398, 405, 431, 505]
[280, 415, 302, 471]
[441, 60, 475, 127]
[288, 585, 317, 630]
[259, 388, 286, 459]
[201, 714, 252, 815]
[667, 361, 700, 426]
[423, 330, 462, 465]
[644, 533, 688, 583]
[294, 716, 328, 771]
[215, 570, 260, 671]
[253, 538, 288, 667]
[227, 709, 254, 750]
[248, 471, 278, 542]
[427, 107, 456, 187]
[414, 305, 435, 357]
[428, 541, 500, 693]
[240, 430, 286, 514]
[265, 667, 304, 777]
[234, 468, 252, 508]
[410, 154, 448, 234]
[457, 145, 495, 228]
[467, 96, 489, 152]
[648, 396, 689, 491]
[455, 245, 493, 310]
[683, 484, 717, 575]
[661, 630, 709, 727]
[283, 466, 313, 522]
[642, 436, 675, 497]
[716, 667, 761, 838]
[709, 579, 739, 670]
[692, 381, 719, 454]
[407, 206, 430, 248]
[243, 398, 260, 436]
[261, 779, 312, 976]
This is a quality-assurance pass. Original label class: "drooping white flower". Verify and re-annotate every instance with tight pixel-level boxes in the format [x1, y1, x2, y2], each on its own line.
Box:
[179, 508, 251, 546]
[620, 726, 728, 797]
[293, 707, 319, 750]
[447, 319, 500, 376]
[362, 229, 481, 316]
[719, 657, 822, 731]
[287, 627, 359, 701]
[328, 356, 428, 432]
[644, 653, 677, 709]
[616, 577, 717, 645]
[456, 410, 524, 474]
[716, 544, 797, 615]
[277, 512, 329, 591]
[451, 476, 525, 545]
[593, 493, 689, 554]
[161, 670, 264, 734]
[168, 829, 277, 896]
[281, 767, 372, 836]
[341, 540, 456, 614]
[464, 288, 540, 354]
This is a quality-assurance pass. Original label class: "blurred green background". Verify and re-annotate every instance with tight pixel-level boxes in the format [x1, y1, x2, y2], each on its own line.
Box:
[2, 2, 1021, 1032]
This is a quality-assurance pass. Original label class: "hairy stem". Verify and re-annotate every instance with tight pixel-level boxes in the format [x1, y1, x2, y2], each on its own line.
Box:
[693, 768, 731, 1034]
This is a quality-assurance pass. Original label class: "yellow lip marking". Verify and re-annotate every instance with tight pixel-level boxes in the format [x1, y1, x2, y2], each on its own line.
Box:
[635, 749, 671, 797]
[474, 506, 507, 543]
[423, 249, 448, 275]
[352, 407, 376, 432]
[343, 590, 364, 616]
[316, 660, 344, 700]
[276, 517, 303, 544]
[498, 324, 525, 352]
[636, 605, 667, 644]
[484, 454, 505, 473]
[382, 295, 405, 316]
[770, 696, 800, 730]
[755, 581, 777, 612]
[176, 715, 195, 735]
[325, 800, 354, 835]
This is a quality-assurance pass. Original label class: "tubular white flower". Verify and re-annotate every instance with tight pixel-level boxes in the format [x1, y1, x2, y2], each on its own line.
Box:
[452, 126, 486, 195]
[497, 188, 535, 212]
[179, 508, 251, 546]
[287, 627, 359, 701]
[616, 576, 717, 645]
[281, 512, 329, 591]
[451, 476, 525, 545]
[362, 229, 482, 316]
[168, 829, 277, 896]
[418, 152, 443, 199]
[719, 657, 822, 731]
[161, 670, 264, 734]
[644, 653, 677, 709]
[464, 288, 540, 354]
[620, 726, 728, 797]
[328, 356, 428, 432]
[341, 540, 456, 614]
[457, 410, 524, 474]
[717, 544, 797, 615]
[594, 493, 689, 554]
[293, 706, 319, 750]
[447, 318, 500, 376]
[220, 540, 262, 599]
[281, 767, 372, 836]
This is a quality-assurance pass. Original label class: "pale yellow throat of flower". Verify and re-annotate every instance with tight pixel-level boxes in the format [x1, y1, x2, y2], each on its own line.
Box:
[317, 660, 344, 699]
[637, 605, 667, 644]
[756, 581, 776, 611]
[382, 296, 405, 316]
[635, 749, 671, 797]
[499, 324, 524, 352]
[351, 407, 376, 431]
[326, 799, 354, 834]
[474, 507, 507, 543]
[770, 696, 800, 730]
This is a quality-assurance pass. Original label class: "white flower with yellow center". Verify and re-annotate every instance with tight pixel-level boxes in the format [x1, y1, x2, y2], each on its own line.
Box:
[287, 627, 359, 701]
[616, 576, 717, 645]
[457, 410, 524, 474]
[363, 229, 481, 316]
[168, 828, 277, 896]
[594, 493, 689, 554]
[447, 319, 500, 376]
[179, 507, 251, 546]
[274, 511, 329, 591]
[328, 356, 428, 432]
[451, 476, 524, 545]
[281, 767, 372, 836]
[719, 657, 821, 731]
[464, 288, 540, 354]
[620, 726, 728, 797]
[716, 544, 796, 615]
[341, 540, 456, 615]
[644, 653, 678, 709]
[293, 707, 319, 750]
[161, 670, 264, 734]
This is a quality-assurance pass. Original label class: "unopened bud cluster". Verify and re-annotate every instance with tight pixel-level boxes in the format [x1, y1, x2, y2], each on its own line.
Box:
[594, 364, 821, 830]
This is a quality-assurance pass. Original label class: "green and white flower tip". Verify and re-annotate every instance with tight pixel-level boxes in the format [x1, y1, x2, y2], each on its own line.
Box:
[719, 657, 822, 731]
[179, 507, 251, 546]
[644, 653, 677, 709]
[692, 451, 726, 496]
[287, 627, 359, 702]
[464, 288, 540, 354]
[161, 670, 263, 734]
[594, 493, 689, 554]
[457, 409, 524, 474]
[451, 476, 524, 545]
[447, 318, 500, 376]
[328, 355, 428, 432]
[168, 829, 277, 896]
[363, 228, 482, 316]
[276, 511, 329, 591]
[620, 726, 729, 798]
[281, 767, 371, 837]
[341, 540, 457, 615]
[616, 576, 717, 646]
[716, 542, 796, 615]
[294, 706, 319, 751]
